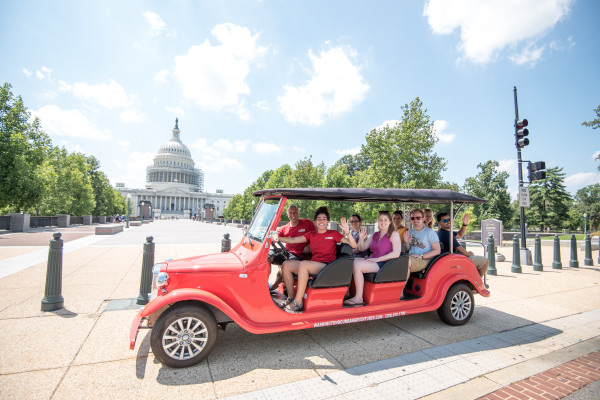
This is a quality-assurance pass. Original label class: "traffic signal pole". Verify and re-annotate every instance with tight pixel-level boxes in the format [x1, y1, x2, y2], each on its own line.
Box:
[514, 86, 532, 266]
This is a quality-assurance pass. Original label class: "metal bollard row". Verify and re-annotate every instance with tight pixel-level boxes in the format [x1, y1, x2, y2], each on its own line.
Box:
[136, 236, 155, 305]
[41, 232, 65, 311]
[487, 234, 497, 275]
[511, 234, 522, 273]
[533, 235, 543, 271]
[569, 234, 579, 268]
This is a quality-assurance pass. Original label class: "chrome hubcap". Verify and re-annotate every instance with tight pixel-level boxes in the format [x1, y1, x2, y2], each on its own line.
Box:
[162, 317, 208, 360]
[450, 291, 472, 321]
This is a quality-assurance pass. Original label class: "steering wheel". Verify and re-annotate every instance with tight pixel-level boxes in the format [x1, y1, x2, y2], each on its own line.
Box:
[270, 239, 291, 260]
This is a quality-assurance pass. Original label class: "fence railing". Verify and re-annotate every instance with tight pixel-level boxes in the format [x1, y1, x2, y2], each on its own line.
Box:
[30, 216, 58, 228]
[0, 216, 10, 230]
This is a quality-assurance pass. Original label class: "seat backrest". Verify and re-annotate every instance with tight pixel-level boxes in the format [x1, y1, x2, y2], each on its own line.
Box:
[364, 256, 410, 283]
[309, 258, 354, 288]
[336, 243, 353, 258]
[411, 252, 449, 279]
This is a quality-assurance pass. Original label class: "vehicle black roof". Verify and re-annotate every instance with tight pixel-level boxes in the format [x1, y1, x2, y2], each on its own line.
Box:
[253, 188, 486, 204]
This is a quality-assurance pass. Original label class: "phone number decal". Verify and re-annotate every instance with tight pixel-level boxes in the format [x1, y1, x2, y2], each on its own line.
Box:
[314, 311, 406, 328]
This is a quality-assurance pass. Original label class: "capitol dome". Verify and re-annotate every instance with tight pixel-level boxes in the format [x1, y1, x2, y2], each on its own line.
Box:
[146, 119, 204, 191]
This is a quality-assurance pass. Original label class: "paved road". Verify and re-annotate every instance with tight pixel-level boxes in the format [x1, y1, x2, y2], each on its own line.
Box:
[0, 220, 598, 399]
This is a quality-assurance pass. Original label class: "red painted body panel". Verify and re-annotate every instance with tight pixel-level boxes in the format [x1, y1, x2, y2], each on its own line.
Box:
[129, 195, 490, 349]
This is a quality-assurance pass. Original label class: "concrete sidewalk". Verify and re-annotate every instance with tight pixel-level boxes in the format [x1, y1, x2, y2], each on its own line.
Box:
[0, 220, 598, 400]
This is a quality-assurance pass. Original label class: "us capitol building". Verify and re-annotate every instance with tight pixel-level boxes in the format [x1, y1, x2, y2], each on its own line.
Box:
[116, 119, 233, 219]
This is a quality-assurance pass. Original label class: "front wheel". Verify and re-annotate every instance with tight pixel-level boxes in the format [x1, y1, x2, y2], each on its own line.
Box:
[437, 283, 474, 326]
[151, 304, 217, 368]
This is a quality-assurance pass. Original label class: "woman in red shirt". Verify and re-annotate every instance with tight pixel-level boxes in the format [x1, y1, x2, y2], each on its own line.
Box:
[276, 206, 356, 313]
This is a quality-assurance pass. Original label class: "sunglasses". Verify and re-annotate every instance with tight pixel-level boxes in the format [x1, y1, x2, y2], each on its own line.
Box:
[442, 218, 451, 223]
[410, 216, 422, 220]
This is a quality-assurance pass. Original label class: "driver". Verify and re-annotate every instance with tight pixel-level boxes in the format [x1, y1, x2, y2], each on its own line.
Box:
[269, 205, 315, 290]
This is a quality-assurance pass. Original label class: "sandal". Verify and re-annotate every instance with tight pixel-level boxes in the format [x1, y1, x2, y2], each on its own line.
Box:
[284, 299, 303, 313]
[343, 298, 364, 307]
[275, 297, 292, 308]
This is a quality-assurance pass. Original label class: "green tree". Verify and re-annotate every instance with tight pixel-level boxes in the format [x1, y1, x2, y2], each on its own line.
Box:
[526, 167, 572, 230]
[463, 160, 512, 226]
[355, 98, 447, 220]
[85, 155, 126, 216]
[582, 104, 600, 171]
[283, 156, 326, 219]
[321, 163, 355, 221]
[573, 183, 600, 232]
[0, 82, 51, 211]
[37, 148, 96, 215]
[333, 153, 371, 177]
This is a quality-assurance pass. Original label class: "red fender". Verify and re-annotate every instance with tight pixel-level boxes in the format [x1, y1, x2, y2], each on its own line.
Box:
[131, 288, 253, 350]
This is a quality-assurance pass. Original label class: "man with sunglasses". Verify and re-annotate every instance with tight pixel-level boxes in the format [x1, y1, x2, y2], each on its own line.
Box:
[403, 208, 441, 272]
[436, 212, 488, 278]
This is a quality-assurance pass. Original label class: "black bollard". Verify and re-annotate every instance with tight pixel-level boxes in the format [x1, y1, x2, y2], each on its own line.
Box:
[221, 233, 231, 252]
[552, 234, 562, 269]
[569, 234, 579, 268]
[41, 232, 65, 311]
[511, 234, 522, 273]
[487, 234, 497, 275]
[136, 236, 155, 305]
[533, 235, 543, 271]
[584, 234, 593, 266]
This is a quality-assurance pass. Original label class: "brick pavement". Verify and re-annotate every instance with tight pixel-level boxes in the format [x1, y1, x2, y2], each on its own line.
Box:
[478, 351, 600, 400]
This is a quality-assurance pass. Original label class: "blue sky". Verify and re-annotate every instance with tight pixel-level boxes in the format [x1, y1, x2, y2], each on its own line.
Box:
[2, 0, 599, 198]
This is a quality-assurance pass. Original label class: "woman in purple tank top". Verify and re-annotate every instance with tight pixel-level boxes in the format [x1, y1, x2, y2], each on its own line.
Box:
[343, 211, 402, 307]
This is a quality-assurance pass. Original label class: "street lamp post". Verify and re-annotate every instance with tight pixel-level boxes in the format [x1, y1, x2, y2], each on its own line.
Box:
[584, 213, 587, 237]
[126, 194, 131, 228]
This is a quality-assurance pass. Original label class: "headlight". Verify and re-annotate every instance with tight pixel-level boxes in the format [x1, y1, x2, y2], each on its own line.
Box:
[150, 263, 167, 301]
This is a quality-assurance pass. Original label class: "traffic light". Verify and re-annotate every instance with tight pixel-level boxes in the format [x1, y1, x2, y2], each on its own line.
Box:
[528, 161, 546, 182]
[515, 119, 529, 148]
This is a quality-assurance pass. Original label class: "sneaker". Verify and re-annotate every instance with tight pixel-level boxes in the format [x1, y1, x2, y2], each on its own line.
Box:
[284, 299, 303, 313]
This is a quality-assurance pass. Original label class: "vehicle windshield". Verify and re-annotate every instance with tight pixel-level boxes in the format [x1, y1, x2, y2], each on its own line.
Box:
[246, 198, 282, 242]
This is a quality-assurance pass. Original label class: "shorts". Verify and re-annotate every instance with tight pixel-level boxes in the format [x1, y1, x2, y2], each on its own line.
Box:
[408, 256, 430, 272]
[469, 255, 488, 272]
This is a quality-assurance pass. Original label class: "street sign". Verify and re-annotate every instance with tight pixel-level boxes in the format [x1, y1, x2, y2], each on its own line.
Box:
[519, 186, 530, 207]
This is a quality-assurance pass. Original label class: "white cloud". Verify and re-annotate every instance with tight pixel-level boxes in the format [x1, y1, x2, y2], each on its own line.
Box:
[117, 140, 131, 148]
[252, 142, 282, 154]
[375, 120, 400, 131]
[433, 120, 456, 144]
[213, 139, 250, 153]
[508, 44, 546, 66]
[112, 151, 156, 189]
[22, 68, 31, 77]
[173, 23, 267, 119]
[198, 157, 244, 172]
[36, 66, 52, 80]
[334, 147, 361, 156]
[278, 46, 369, 125]
[424, 0, 574, 65]
[592, 151, 600, 160]
[254, 100, 270, 111]
[154, 69, 170, 82]
[119, 109, 146, 123]
[143, 11, 167, 35]
[165, 106, 185, 117]
[498, 159, 518, 175]
[60, 79, 135, 109]
[33, 105, 111, 141]
[292, 146, 306, 153]
[565, 172, 600, 188]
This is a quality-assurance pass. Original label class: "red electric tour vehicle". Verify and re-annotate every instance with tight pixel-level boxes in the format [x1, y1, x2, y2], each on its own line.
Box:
[130, 188, 490, 368]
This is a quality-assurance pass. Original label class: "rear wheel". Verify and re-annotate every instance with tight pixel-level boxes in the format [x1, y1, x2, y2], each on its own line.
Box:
[151, 304, 217, 368]
[437, 283, 474, 326]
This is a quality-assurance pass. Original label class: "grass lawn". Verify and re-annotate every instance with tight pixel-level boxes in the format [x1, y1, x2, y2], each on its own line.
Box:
[540, 234, 585, 240]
